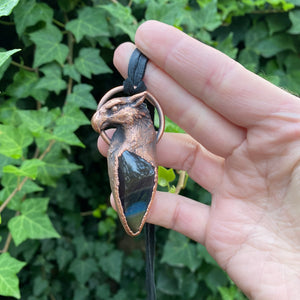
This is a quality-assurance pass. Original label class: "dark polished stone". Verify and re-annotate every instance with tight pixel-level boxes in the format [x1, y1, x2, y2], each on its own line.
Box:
[118, 150, 155, 233]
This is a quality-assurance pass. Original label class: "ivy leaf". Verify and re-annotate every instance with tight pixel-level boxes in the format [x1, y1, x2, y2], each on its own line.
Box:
[30, 24, 69, 67]
[158, 166, 176, 187]
[218, 285, 245, 300]
[161, 231, 201, 272]
[33, 277, 48, 297]
[99, 250, 123, 282]
[101, 3, 138, 41]
[66, 6, 109, 42]
[0, 173, 43, 211]
[145, 0, 188, 27]
[288, 10, 300, 34]
[35, 64, 67, 94]
[74, 48, 112, 78]
[74, 286, 89, 300]
[8, 197, 60, 246]
[55, 247, 73, 271]
[57, 102, 90, 131]
[0, 125, 33, 159]
[6, 69, 48, 102]
[155, 114, 184, 133]
[205, 268, 228, 294]
[63, 64, 81, 82]
[0, 253, 26, 299]
[216, 33, 238, 59]
[18, 107, 52, 135]
[69, 258, 98, 284]
[0, 49, 20, 68]
[3, 159, 45, 180]
[195, 0, 222, 31]
[245, 21, 269, 49]
[46, 125, 85, 147]
[266, 14, 290, 35]
[238, 48, 259, 72]
[283, 53, 300, 85]
[0, 0, 20, 17]
[73, 235, 94, 258]
[6, 70, 38, 99]
[0, 99, 19, 126]
[156, 268, 179, 296]
[197, 244, 218, 266]
[13, 0, 53, 37]
[66, 84, 97, 109]
[37, 157, 81, 187]
[254, 33, 296, 57]
[0, 154, 16, 177]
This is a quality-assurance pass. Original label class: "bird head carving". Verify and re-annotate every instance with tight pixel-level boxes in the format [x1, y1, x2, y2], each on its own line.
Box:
[91, 93, 149, 134]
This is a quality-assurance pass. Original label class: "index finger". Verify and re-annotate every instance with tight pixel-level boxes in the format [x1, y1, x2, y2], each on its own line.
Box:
[135, 21, 300, 127]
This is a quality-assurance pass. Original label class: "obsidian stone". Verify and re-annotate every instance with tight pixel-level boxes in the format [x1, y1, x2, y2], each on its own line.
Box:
[118, 150, 155, 233]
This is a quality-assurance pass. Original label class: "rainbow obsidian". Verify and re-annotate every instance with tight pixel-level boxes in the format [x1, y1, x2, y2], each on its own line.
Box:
[118, 150, 155, 233]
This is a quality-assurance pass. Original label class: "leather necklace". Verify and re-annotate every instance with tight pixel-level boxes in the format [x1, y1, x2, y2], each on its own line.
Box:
[91, 49, 164, 300]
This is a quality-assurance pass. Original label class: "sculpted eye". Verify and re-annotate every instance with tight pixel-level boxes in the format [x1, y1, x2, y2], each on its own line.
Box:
[111, 106, 118, 112]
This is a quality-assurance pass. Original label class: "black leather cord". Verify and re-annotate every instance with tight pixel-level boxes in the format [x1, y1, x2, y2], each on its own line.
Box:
[123, 48, 148, 96]
[145, 223, 156, 300]
[124, 48, 156, 300]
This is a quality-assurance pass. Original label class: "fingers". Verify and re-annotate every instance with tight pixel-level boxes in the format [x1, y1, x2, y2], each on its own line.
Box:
[111, 191, 210, 244]
[99, 132, 224, 193]
[148, 191, 210, 244]
[134, 21, 299, 128]
[114, 42, 246, 158]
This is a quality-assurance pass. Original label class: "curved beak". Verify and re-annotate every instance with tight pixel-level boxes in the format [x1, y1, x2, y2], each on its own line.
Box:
[91, 110, 105, 134]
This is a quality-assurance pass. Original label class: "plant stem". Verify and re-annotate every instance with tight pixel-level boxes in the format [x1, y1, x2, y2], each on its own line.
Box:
[2, 233, 12, 253]
[1, 212, 20, 253]
[65, 13, 74, 96]
[53, 19, 65, 28]
[0, 177, 28, 214]
[0, 140, 55, 214]
[38, 140, 55, 160]
[175, 170, 187, 194]
[11, 61, 37, 72]
[0, 20, 14, 25]
[80, 211, 94, 216]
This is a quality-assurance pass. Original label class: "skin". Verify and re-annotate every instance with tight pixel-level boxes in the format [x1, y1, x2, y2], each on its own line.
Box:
[97, 21, 300, 299]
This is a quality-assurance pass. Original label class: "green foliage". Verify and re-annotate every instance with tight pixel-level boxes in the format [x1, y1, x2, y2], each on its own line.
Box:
[0, 49, 20, 68]
[161, 231, 201, 272]
[8, 197, 60, 246]
[0, 0, 20, 17]
[65, 6, 109, 42]
[0, 0, 299, 299]
[158, 166, 176, 189]
[0, 253, 25, 299]
[74, 48, 112, 78]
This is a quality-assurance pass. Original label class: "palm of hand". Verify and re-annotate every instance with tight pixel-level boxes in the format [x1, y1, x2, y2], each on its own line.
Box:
[207, 117, 300, 298]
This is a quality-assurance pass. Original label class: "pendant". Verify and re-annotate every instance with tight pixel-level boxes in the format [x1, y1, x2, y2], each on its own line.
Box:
[91, 86, 164, 236]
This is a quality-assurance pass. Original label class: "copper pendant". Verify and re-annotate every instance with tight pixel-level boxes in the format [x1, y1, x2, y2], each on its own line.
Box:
[91, 86, 164, 236]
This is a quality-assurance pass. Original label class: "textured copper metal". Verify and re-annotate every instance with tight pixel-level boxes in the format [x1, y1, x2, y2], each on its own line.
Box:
[91, 89, 165, 236]
[92, 86, 165, 146]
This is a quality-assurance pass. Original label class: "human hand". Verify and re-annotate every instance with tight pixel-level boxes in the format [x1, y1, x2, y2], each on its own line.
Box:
[98, 21, 300, 299]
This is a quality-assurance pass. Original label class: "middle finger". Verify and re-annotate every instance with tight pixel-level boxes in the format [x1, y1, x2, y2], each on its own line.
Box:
[114, 43, 246, 158]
